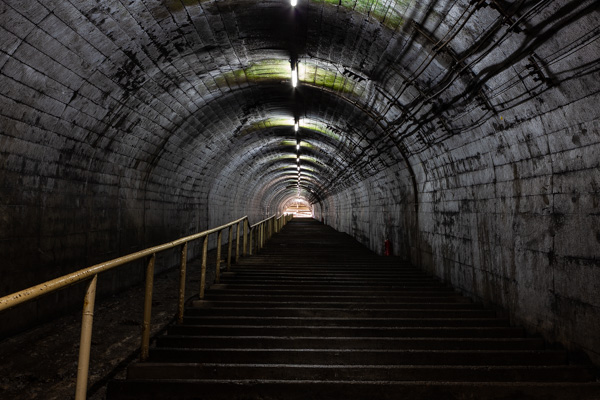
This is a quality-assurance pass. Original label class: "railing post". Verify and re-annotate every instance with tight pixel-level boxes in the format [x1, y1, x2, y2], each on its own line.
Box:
[200, 236, 208, 299]
[227, 226, 233, 271]
[249, 226, 254, 256]
[177, 243, 187, 324]
[216, 230, 222, 284]
[74, 274, 98, 400]
[243, 219, 248, 256]
[141, 253, 155, 361]
[260, 224, 264, 250]
[235, 221, 241, 264]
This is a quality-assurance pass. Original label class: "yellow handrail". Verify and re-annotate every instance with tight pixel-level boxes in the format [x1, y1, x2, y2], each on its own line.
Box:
[0, 213, 292, 400]
[0, 215, 248, 313]
[248, 214, 292, 255]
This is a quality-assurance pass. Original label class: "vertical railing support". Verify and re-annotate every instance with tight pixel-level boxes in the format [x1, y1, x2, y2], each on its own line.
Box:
[74, 274, 98, 400]
[216, 230, 223, 284]
[200, 236, 208, 299]
[260, 224, 264, 250]
[227, 226, 233, 271]
[177, 243, 188, 324]
[243, 219, 248, 256]
[249, 226, 254, 256]
[141, 253, 155, 361]
[235, 221, 241, 264]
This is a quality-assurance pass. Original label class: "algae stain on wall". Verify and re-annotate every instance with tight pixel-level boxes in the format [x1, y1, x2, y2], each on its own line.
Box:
[312, 0, 407, 30]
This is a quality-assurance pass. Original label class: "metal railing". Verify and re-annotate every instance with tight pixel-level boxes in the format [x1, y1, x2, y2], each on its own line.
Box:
[248, 214, 289, 255]
[0, 213, 292, 400]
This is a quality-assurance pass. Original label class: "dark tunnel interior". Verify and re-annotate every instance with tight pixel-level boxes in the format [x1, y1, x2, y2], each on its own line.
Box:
[0, 0, 599, 365]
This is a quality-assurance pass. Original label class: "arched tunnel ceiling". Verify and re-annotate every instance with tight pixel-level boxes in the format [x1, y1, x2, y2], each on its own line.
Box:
[1, 0, 598, 214]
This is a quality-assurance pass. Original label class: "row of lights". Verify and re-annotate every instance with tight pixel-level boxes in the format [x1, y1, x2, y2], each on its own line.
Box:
[291, 0, 300, 196]
[291, 0, 299, 89]
[295, 121, 301, 195]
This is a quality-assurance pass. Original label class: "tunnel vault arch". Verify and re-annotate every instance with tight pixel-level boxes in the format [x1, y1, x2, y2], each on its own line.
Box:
[1, 0, 599, 364]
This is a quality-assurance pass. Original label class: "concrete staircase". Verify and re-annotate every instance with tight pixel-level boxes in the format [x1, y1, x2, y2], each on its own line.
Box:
[107, 219, 600, 399]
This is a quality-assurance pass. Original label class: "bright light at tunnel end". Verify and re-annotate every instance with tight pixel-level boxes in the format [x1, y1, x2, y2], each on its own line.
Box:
[291, 0, 297, 6]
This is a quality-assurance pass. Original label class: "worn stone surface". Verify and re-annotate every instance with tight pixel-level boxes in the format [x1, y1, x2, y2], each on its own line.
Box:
[0, 0, 599, 365]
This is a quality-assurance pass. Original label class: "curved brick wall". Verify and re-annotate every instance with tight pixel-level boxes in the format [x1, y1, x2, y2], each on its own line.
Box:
[0, 0, 598, 362]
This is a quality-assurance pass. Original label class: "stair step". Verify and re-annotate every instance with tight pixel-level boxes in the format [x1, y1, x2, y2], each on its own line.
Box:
[223, 270, 432, 277]
[192, 300, 480, 309]
[148, 348, 568, 365]
[220, 277, 454, 292]
[211, 280, 456, 296]
[180, 316, 515, 328]
[156, 336, 545, 350]
[107, 380, 600, 400]
[201, 294, 472, 303]
[207, 287, 464, 297]
[169, 325, 526, 338]
[126, 363, 596, 382]
[221, 272, 444, 287]
[223, 269, 430, 274]
[184, 307, 497, 318]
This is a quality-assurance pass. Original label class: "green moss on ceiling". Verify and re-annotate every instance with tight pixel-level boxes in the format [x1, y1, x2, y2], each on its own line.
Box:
[311, 0, 407, 30]
[298, 155, 325, 167]
[212, 59, 365, 96]
[300, 171, 319, 180]
[301, 63, 359, 94]
[301, 121, 341, 141]
[238, 117, 342, 141]
[280, 140, 316, 150]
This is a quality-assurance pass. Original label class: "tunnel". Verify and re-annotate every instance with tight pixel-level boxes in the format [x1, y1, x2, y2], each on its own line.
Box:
[1, 0, 599, 389]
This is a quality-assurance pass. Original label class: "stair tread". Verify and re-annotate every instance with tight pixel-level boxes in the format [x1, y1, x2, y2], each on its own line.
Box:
[107, 380, 600, 400]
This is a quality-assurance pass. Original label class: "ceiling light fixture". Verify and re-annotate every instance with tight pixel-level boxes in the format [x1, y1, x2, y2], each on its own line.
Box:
[291, 64, 298, 88]
[294, 121, 299, 131]
[296, 144, 300, 150]
[291, 0, 297, 6]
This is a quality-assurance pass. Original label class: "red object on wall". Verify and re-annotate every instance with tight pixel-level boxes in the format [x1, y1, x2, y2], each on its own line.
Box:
[384, 240, 391, 256]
